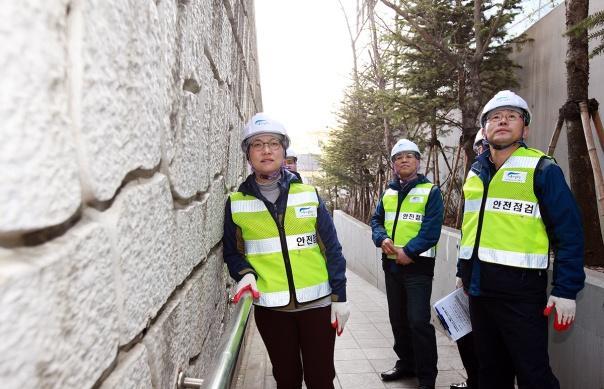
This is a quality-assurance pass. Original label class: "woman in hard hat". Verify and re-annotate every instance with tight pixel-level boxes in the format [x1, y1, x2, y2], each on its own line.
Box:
[223, 113, 349, 389]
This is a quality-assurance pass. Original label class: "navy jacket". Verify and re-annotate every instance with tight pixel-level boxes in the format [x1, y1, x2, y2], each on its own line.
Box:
[223, 170, 347, 303]
[457, 146, 585, 302]
[371, 175, 444, 276]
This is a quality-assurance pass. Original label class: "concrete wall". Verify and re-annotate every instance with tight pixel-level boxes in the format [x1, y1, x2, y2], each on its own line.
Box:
[333, 211, 460, 302]
[510, 2, 604, 178]
[334, 210, 604, 389]
[0, 0, 261, 388]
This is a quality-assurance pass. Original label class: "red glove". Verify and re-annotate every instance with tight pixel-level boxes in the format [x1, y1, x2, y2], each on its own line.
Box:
[330, 302, 350, 336]
[543, 295, 575, 332]
[232, 274, 260, 303]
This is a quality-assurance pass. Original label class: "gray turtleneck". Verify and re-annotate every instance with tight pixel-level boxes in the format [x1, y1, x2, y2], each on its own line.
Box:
[257, 177, 281, 203]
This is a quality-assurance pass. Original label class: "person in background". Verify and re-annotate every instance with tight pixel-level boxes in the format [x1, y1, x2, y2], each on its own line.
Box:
[449, 131, 485, 389]
[285, 147, 299, 172]
[371, 139, 444, 389]
[223, 113, 350, 389]
[457, 90, 585, 389]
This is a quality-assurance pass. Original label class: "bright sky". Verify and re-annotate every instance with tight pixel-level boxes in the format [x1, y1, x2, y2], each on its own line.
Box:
[254, 1, 362, 154]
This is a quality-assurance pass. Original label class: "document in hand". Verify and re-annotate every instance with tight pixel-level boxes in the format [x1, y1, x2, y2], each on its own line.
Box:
[432, 288, 472, 341]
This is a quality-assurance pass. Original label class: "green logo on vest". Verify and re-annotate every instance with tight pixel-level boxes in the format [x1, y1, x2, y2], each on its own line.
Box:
[409, 196, 424, 203]
[502, 171, 527, 183]
[295, 206, 317, 218]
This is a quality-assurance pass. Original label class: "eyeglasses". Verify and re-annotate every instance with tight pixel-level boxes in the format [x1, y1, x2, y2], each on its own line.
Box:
[487, 111, 522, 123]
[250, 139, 282, 151]
[284, 157, 297, 164]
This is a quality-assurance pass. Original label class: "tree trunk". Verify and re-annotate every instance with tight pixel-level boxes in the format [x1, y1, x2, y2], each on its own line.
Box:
[460, 56, 482, 172]
[368, 0, 392, 152]
[565, 0, 604, 265]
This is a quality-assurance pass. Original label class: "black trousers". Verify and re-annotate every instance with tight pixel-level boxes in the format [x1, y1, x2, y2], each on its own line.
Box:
[469, 296, 560, 389]
[384, 271, 438, 387]
[456, 333, 478, 389]
[254, 305, 336, 389]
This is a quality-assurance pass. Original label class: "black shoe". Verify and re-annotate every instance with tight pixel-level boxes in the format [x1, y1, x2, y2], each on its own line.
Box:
[380, 365, 415, 381]
[450, 382, 468, 389]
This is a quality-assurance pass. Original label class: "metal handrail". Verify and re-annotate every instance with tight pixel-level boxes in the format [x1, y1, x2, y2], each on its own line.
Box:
[201, 294, 253, 389]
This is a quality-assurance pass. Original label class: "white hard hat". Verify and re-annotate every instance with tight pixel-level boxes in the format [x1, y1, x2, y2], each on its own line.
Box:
[474, 130, 484, 146]
[286, 147, 297, 159]
[480, 90, 532, 127]
[241, 113, 290, 152]
[390, 139, 420, 160]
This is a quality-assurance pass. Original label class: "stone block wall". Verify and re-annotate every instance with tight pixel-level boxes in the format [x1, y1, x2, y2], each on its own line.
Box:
[0, 0, 261, 387]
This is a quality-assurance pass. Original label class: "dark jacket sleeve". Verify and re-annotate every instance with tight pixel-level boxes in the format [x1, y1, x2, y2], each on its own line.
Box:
[370, 193, 390, 247]
[316, 194, 347, 302]
[222, 197, 257, 282]
[536, 159, 585, 299]
[403, 186, 444, 258]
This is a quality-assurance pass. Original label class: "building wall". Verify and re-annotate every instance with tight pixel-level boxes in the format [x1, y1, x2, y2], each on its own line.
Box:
[0, 0, 261, 388]
[433, 2, 604, 195]
[334, 210, 604, 389]
[510, 2, 604, 177]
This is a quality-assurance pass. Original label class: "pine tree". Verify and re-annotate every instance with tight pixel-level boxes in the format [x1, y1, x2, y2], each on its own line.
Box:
[380, 0, 524, 167]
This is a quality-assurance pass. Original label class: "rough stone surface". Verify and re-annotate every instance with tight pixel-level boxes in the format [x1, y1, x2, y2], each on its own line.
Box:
[209, 84, 231, 177]
[206, 176, 228, 253]
[226, 97, 246, 191]
[142, 251, 230, 389]
[208, 0, 233, 84]
[109, 174, 178, 344]
[78, 0, 165, 201]
[166, 56, 213, 198]
[99, 344, 152, 389]
[182, 251, 228, 363]
[1, 0, 261, 386]
[0, 219, 118, 388]
[156, 0, 179, 166]
[190, 250, 232, 379]
[175, 200, 208, 287]
[0, 0, 81, 233]
[162, 0, 214, 199]
[142, 296, 185, 389]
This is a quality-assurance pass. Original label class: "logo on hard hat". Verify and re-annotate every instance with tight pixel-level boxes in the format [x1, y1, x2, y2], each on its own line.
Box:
[254, 119, 269, 126]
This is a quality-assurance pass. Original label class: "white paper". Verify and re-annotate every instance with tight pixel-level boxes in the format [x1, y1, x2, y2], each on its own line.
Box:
[433, 288, 472, 341]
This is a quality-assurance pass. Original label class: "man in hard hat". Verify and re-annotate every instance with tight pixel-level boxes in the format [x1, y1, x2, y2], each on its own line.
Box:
[457, 90, 585, 388]
[223, 113, 349, 388]
[371, 139, 444, 389]
[285, 147, 299, 172]
[473, 130, 486, 155]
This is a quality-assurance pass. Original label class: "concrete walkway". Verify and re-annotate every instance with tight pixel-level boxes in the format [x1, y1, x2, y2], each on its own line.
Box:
[233, 270, 467, 389]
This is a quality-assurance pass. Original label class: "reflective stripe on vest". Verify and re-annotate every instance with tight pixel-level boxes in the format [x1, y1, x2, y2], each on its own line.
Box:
[230, 183, 331, 307]
[460, 147, 550, 269]
[382, 183, 437, 259]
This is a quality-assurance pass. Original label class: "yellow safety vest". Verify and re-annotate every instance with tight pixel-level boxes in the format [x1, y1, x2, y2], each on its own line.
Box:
[382, 182, 437, 259]
[230, 183, 330, 307]
[460, 147, 550, 269]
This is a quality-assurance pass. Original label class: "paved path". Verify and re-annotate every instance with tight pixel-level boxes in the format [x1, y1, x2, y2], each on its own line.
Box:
[234, 270, 467, 389]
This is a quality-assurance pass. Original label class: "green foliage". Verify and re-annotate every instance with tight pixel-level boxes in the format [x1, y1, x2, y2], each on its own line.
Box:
[567, 10, 604, 58]
[320, 0, 525, 223]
